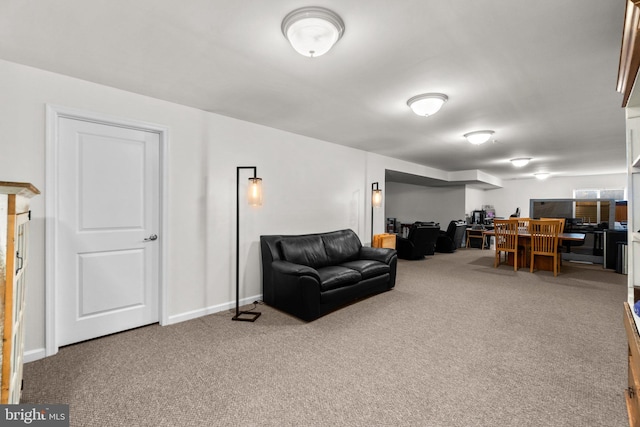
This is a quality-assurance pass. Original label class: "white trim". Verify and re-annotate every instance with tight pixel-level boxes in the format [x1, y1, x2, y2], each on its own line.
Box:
[45, 104, 169, 357]
[24, 348, 47, 363]
[166, 295, 263, 325]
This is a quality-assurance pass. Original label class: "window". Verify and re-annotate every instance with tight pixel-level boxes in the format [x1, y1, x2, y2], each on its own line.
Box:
[574, 189, 624, 200]
[572, 189, 624, 225]
[574, 189, 598, 199]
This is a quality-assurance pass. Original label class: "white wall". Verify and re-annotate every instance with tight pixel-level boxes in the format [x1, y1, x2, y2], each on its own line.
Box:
[385, 182, 465, 227]
[465, 186, 486, 218]
[483, 174, 627, 218]
[202, 115, 368, 316]
[0, 59, 212, 357]
[0, 59, 439, 358]
[365, 153, 463, 236]
[386, 174, 627, 228]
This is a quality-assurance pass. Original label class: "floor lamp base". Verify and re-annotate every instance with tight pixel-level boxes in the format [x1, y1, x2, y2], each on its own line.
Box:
[232, 311, 261, 322]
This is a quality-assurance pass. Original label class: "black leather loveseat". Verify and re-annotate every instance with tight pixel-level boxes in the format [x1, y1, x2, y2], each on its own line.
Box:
[260, 229, 397, 321]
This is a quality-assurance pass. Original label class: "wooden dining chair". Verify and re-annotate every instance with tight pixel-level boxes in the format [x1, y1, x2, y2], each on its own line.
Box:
[529, 219, 561, 276]
[516, 218, 532, 260]
[540, 217, 566, 233]
[540, 217, 566, 266]
[517, 218, 531, 233]
[493, 219, 522, 271]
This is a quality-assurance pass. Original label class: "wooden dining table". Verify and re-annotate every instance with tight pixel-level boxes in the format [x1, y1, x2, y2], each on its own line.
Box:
[482, 230, 586, 271]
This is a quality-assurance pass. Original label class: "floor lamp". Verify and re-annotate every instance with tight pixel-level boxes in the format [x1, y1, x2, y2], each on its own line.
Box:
[371, 182, 382, 245]
[232, 166, 262, 322]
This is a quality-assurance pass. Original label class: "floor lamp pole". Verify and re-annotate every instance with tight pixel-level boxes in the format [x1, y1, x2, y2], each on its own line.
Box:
[371, 198, 374, 245]
[233, 166, 262, 322]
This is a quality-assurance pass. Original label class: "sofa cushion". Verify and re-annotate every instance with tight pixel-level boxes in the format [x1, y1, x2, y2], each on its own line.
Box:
[316, 266, 362, 291]
[280, 235, 329, 269]
[340, 259, 390, 280]
[321, 229, 361, 264]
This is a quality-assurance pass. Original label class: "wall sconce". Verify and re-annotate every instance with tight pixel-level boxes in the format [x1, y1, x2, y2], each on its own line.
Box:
[407, 93, 448, 117]
[282, 7, 345, 57]
[464, 130, 494, 145]
[371, 182, 382, 244]
[233, 166, 263, 322]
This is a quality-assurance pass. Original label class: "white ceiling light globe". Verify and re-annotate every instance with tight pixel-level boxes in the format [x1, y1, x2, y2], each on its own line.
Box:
[286, 18, 339, 57]
[282, 7, 345, 58]
[407, 93, 448, 117]
[464, 130, 495, 145]
[510, 158, 532, 167]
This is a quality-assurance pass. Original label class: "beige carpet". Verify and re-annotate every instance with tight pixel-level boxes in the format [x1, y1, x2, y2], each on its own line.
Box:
[22, 250, 628, 426]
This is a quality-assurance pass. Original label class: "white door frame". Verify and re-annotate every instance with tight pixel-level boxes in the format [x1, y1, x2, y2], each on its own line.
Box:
[45, 104, 169, 357]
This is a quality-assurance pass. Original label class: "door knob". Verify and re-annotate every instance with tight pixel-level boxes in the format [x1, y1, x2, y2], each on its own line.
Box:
[144, 234, 158, 241]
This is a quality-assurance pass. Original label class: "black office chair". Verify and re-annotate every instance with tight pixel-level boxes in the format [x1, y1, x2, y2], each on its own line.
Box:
[396, 224, 440, 259]
[510, 207, 520, 218]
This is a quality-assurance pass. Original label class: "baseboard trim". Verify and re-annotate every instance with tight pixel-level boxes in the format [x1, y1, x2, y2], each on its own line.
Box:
[165, 294, 263, 325]
[24, 348, 47, 363]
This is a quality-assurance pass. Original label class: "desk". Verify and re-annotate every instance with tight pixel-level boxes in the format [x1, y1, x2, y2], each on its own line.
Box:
[466, 228, 490, 249]
[483, 231, 585, 271]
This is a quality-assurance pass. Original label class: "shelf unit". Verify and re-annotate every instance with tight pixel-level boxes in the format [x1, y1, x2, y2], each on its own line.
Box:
[624, 108, 640, 427]
[627, 113, 640, 311]
[619, 2, 640, 425]
[0, 181, 39, 404]
[625, 302, 640, 426]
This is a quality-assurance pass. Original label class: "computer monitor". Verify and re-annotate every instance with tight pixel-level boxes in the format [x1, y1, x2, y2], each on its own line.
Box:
[472, 210, 485, 224]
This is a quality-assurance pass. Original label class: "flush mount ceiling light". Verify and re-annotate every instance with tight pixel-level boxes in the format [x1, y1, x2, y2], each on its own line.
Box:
[464, 130, 495, 145]
[510, 158, 532, 167]
[281, 7, 345, 58]
[534, 172, 550, 180]
[407, 93, 448, 117]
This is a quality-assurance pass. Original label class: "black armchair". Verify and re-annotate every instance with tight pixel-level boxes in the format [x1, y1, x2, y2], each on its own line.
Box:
[396, 224, 440, 260]
[436, 220, 467, 253]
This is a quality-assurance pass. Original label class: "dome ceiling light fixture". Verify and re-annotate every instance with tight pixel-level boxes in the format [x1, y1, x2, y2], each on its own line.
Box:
[407, 93, 448, 117]
[281, 7, 345, 58]
[464, 130, 495, 145]
[510, 158, 532, 167]
[534, 172, 550, 180]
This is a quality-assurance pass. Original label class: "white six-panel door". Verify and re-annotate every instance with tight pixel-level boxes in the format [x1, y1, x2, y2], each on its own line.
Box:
[56, 116, 160, 346]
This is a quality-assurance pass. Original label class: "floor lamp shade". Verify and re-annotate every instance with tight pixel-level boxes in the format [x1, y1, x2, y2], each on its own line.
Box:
[247, 177, 263, 206]
[233, 166, 262, 322]
[372, 189, 382, 208]
[371, 182, 382, 244]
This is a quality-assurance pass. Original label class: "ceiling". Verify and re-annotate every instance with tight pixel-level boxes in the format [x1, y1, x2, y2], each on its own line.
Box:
[0, 0, 628, 181]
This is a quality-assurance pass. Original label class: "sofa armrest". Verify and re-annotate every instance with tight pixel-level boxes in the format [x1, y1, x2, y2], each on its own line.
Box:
[268, 260, 322, 321]
[359, 246, 397, 264]
[272, 260, 321, 282]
